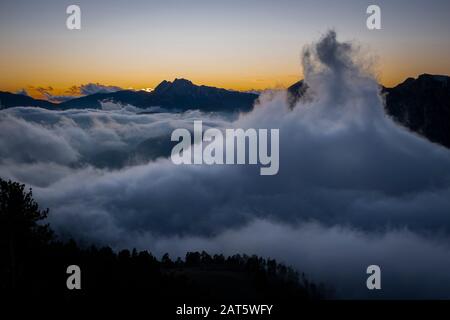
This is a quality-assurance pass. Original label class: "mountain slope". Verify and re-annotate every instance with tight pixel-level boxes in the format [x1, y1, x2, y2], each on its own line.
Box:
[383, 74, 450, 148]
[287, 74, 450, 148]
[0, 91, 57, 109]
[287, 80, 308, 109]
[58, 90, 150, 110]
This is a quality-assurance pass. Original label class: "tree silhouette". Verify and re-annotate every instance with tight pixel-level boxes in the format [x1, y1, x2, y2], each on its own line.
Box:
[0, 178, 53, 289]
[0, 178, 327, 302]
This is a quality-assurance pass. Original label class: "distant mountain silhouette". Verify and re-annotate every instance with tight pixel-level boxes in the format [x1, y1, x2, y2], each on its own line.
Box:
[59, 78, 258, 112]
[2, 75, 450, 148]
[1, 79, 258, 112]
[287, 74, 450, 148]
[286, 80, 308, 109]
[383, 74, 450, 148]
[0, 91, 57, 109]
[58, 89, 149, 110]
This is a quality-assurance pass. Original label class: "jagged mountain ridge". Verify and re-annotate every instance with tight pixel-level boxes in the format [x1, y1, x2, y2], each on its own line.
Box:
[2, 75, 449, 148]
[1, 78, 258, 112]
[0, 91, 56, 109]
[383, 74, 450, 148]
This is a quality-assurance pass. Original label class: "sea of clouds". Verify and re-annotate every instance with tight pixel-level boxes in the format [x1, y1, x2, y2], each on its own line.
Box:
[1, 31, 450, 298]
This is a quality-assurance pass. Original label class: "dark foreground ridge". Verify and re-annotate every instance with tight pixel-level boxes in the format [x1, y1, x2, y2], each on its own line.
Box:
[0, 178, 325, 306]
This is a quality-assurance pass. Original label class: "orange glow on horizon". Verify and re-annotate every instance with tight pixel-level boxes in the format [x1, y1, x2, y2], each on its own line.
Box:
[3, 69, 447, 102]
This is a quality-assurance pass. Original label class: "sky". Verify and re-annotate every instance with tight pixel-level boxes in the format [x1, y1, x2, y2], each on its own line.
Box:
[1, 0, 450, 99]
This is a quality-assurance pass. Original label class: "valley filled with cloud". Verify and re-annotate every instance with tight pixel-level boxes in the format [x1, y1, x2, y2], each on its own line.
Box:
[1, 31, 450, 298]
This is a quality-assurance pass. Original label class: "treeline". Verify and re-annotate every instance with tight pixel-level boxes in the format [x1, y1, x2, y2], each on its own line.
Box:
[0, 178, 326, 303]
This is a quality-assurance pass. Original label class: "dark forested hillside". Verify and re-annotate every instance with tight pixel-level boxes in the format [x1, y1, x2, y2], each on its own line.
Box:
[0, 178, 325, 305]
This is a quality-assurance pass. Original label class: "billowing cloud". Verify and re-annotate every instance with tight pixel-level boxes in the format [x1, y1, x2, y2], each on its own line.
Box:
[68, 83, 124, 95]
[32, 86, 78, 102]
[15, 88, 29, 96]
[27, 83, 125, 102]
[1, 31, 450, 298]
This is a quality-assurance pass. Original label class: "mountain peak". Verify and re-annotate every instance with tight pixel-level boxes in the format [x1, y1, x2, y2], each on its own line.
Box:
[418, 73, 449, 84]
[173, 78, 193, 85]
[154, 78, 195, 94]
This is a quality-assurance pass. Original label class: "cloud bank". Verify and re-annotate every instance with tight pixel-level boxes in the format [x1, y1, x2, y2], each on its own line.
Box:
[15, 88, 29, 96]
[69, 83, 124, 95]
[1, 31, 450, 298]
[26, 83, 125, 102]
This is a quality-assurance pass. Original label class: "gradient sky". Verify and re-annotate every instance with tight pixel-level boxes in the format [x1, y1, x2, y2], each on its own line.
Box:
[1, 0, 450, 98]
